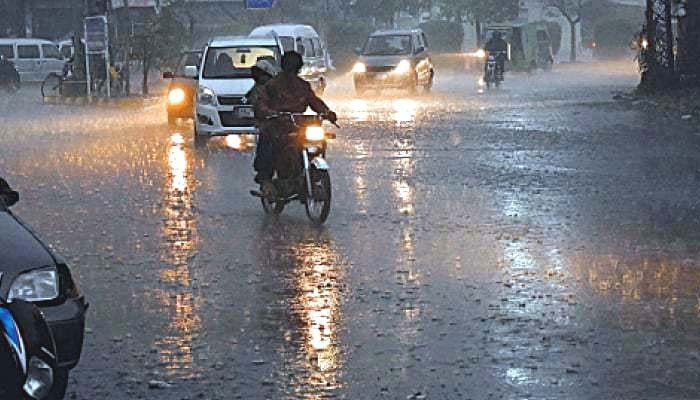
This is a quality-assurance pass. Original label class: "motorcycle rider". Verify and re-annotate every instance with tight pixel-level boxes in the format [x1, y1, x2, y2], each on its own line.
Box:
[484, 31, 508, 78]
[254, 51, 337, 188]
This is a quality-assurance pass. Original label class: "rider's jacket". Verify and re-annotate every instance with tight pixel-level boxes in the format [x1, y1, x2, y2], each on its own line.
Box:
[256, 72, 331, 117]
[485, 38, 508, 54]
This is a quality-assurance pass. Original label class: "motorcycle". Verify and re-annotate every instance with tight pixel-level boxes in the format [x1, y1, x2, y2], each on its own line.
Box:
[251, 112, 338, 224]
[484, 51, 505, 89]
[0, 298, 58, 400]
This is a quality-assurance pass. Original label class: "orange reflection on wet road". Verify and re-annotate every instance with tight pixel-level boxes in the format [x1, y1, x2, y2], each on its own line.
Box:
[155, 133, 201, 379]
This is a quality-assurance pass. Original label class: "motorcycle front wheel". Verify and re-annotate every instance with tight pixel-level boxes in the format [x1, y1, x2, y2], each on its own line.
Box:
[305, 169, 331, 224]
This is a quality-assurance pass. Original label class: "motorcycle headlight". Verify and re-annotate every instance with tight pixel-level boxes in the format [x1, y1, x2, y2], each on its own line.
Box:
[8, 268, 59, 302]
[351, 62, 366, 74]
[300, 65, 313, 76]
[305, 126, 325, 142]
[393, 60, 411, 74]
[23, 356, 53, 400]
[197, 86, 216, 106]
[475, 49, 487, 59]
[168, 87, 186, 105]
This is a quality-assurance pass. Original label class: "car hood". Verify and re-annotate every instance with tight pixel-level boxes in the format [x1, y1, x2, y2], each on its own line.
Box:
[358, 55, 407, 67]
[199, 78, 254, 97]
[0, 211, 55, 274]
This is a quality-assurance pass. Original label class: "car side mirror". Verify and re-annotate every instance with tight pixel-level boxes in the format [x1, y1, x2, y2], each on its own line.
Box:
[4, 191, 19, 207]
[184, 65, 198, 79]
[163, 71, 174, 79]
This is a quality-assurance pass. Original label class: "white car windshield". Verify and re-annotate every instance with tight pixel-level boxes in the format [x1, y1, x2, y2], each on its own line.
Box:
[202, 46, 279, 79]
[363, 35, 412, 56]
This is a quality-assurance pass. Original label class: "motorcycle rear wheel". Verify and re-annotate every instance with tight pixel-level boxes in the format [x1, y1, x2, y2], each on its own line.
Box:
[260, 182, 285, 215]
[305, 169, 331, 224]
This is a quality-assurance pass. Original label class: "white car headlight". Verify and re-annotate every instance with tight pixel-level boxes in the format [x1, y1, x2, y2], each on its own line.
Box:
[305, 126, 325, 141]
[393, 60, 411, 74]
[197, 86, 216, 106]
[9, 268, 59, 302]
[168, 87, 186, 105]
[352, 62, 366, 74]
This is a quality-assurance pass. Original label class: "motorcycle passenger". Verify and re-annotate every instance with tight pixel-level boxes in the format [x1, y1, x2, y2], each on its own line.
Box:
[484, 31, 508, 77]
[254, 51, 337, 187]
[248, 58, 281, 185]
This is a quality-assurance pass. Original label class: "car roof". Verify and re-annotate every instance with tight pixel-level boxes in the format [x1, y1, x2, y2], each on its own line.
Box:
[250, 24, 319, 38]
[208, 36, 279, 47]
[370, 29, 423, 37]
[0, 38, 56, 45]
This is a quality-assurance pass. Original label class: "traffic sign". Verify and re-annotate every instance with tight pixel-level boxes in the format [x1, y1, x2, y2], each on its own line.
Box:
[246, 0, 275, 9]
[85, 16, 108, 53]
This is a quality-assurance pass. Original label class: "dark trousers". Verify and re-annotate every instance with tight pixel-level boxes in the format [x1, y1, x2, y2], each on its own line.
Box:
[254, 123, 275, 180]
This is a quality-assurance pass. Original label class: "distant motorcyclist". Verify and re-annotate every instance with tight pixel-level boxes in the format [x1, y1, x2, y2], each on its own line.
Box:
[247, 58, 281, 186]
[484, 31, 508, 76]
[255, 51, 337, 186]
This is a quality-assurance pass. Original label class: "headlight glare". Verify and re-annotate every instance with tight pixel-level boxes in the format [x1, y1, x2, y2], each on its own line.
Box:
[198, 86, 216, 106]
[393, 60, 411, 74]
[9, 268, 59, 302]
[475, 49, 487, 59]
[168, 88, 186, 105]
[305, 126, 325, 141]
[352, 62, 366, 74]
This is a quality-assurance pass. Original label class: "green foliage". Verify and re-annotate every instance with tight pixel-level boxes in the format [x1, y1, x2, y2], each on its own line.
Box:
[418, 20, 464, 53]
[546, 21, 563, 55]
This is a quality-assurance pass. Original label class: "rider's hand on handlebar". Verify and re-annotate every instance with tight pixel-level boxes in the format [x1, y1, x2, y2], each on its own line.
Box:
[326, 111, 338, 124]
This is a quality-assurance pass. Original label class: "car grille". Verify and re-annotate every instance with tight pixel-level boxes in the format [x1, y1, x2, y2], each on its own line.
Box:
[218, 96, 247, 106]
[366, 66, 394, 73]
[219, 112, 254, 128]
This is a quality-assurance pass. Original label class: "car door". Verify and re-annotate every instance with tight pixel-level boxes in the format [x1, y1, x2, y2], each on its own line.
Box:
[41, 44, 64, 80]
[15, 44, 40, 82]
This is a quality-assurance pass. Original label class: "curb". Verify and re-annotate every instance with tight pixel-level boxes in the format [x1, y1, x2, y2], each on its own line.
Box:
[42, 96, 158, 108]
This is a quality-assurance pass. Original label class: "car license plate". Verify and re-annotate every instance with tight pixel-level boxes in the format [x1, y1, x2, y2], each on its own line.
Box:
[237, 107, 254, 118]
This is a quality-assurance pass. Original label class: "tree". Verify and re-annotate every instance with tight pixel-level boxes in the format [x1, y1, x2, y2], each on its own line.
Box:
[129, 6, 186, 95]
[677, 0, 700, 85]
[542, 0, 587, 62]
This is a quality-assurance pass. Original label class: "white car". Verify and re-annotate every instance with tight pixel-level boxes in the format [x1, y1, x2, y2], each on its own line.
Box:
[0, 38, 65, 82]
[189, 36, 282, 138]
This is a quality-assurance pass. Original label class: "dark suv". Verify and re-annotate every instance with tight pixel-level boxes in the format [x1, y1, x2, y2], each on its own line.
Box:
[352, 28, 434, 95]
[0, 188, 87, 399]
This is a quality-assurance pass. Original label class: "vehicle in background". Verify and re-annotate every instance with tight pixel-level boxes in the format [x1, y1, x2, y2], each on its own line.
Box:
[351, 28, 434, 95]
[0, 38, 65, 82]
[163, 50, 203, 126]
[249, 24, 329, 95]
[57, 38, 85, 60]
[482, 22, 554, 71]
[0, 185, 87, 400]
[191, 36, 282, 140]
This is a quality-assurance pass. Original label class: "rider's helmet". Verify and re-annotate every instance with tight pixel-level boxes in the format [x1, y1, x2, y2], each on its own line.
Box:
[281, 51, 304, 75]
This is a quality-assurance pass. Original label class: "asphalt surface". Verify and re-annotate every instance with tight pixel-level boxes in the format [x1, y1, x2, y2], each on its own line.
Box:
[2, 61, 700, 400]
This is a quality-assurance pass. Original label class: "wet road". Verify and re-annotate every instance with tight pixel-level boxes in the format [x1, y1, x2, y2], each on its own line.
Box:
[2, 62, 700, 399]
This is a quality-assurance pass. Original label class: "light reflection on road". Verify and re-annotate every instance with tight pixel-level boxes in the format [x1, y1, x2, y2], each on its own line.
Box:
[154, 132, 201, 379]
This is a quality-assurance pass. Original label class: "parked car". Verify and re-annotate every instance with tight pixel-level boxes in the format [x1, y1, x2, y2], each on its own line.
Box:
[351, 29, 434, 95]
[0, 184, 87, 399]
[163, 50, 203, 126]
[249, 24, 329, 94]
[190, 36, 282, 139]
[0, 38, 65, 82]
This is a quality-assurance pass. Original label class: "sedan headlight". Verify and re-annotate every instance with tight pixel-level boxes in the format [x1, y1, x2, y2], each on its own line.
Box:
[305, 126, 325, 141]
[393, 60, 411, 74]
[197, 86, 216, 106]
[168, 87, 186, 105]
[8, 268, 59, 302]
[351, 62, 366, 74]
